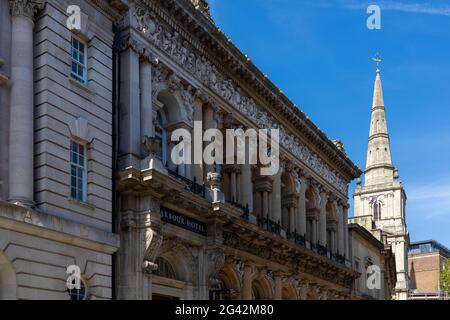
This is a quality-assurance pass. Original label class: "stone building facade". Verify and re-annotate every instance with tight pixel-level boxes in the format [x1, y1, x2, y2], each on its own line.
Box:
[114, 0, 364, 300]
[0, 0, 123, 299]
[0, 0, 398, 300]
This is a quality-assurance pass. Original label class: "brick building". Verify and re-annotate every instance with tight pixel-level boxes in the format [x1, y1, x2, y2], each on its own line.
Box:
[408, 240, 450, 300]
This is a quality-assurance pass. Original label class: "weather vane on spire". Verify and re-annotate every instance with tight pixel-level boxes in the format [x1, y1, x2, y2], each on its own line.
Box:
[372, 52, 382, 72]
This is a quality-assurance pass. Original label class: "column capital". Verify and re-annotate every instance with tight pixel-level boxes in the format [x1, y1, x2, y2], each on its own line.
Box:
[10, 0, 44, 20]
[139, 50, 159, 66]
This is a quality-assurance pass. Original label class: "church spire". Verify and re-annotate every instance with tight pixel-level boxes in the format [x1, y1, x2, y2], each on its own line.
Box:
[365, 62, 394, 185]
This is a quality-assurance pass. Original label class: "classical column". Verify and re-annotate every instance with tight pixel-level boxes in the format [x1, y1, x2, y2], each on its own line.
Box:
[274, 272, 283, 300]
[271, 168, 282, 223]
[119, 38, 141, 169]
[343, 204, 350, 259]
[192, 98, 204, 183]
[242, 263, 253, 300]
[297, 176, 308, 236]
[241, 164, 253, 212]
[311, 219, 318, 244]
[319, 190, 328, 246]
[230, 170, 237, 202]
[330, 230, 336, 254]
[337, 204, 345, 255]
[262, 190, 269, 217]
[289, 206, 295, 233]
[8, 0, 43, 207]
[139, 55, 154, 142]
[202, 105, 215, 177]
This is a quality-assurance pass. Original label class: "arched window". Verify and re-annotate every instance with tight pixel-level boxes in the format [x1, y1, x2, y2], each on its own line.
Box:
[374, 203, 382, 221]
[154, 257, 176, 280]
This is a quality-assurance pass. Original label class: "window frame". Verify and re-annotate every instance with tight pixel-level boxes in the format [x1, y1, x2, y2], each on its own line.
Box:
[70, 35, 88, 84]
[70, 140, 88, 203]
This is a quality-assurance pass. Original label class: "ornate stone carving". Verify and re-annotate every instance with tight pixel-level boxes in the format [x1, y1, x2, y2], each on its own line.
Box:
[143, 222, 163, 273]
[142, 135, 161, 156]
[133, 5, 348, 194]
[9, 0, 44, 19]
[205, 247, 226, 287]
[180, 85, 195, 122]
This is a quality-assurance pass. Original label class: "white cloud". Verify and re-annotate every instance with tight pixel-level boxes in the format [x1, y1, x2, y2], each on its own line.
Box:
[408, 179, 450, 219]
[344, 1, 450, 17]
[301, 0, 450, 17]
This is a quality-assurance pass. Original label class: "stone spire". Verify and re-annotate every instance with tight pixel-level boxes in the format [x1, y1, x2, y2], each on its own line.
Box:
[364, 69, 394, 186]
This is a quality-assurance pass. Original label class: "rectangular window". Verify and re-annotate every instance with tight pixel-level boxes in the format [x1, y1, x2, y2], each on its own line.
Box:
[70, 36, 87, 84]
[70, 141, 87, 202]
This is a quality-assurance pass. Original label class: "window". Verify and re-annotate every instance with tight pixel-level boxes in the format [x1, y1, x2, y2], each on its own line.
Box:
[70, 36, 87, 84]
[154, 257, 176, 279]
[374, 203, 382, 221]
[70, 141, 87, 202]
[155, 112, 167, 164]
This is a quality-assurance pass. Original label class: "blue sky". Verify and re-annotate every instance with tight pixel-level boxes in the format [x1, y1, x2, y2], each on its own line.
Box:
[209, 0, 450, 246]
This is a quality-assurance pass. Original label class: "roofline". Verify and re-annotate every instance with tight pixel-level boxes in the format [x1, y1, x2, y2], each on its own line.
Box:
[410, 240, 450, 256]
[348, 223, 385, 250]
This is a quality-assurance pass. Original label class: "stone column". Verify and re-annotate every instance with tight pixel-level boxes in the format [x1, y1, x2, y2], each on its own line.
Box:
[262, 190, 269, 217]
[139, 56, 154, 142]
[311, 219, 318, 244]
[297, 176, 308, 237]
[242, 263, 253, 300]
[319, 190, 328, 246]
[241, 164, 253, 213]
[192, 98, 204, 183]
[289, 206, 295, 233]
[337, 204, 345, 255]
[343, 204, 350, 259]
[230, 170, 237, 202]
[119, 38, 141, 169]
[202, 105, 215, 177]
[330, 230, 336, 254]
[274, 272, 283, 300]
[271, 169, 282, 223]
[8, 0, 43, 207]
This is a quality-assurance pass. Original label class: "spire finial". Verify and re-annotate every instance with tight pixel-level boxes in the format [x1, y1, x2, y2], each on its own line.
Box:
[372, 52, 382, 73]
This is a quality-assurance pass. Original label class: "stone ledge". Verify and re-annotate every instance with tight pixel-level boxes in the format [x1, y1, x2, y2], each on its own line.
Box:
[0, 200, 119, 254]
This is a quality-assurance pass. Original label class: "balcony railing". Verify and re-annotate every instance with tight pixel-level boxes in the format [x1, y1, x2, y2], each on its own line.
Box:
[333, 252, 346, 264]
[287, 230, 306, 247]
[257, 215, 281, 235]
[226, 199, 250, 220]
[314, 242, 329, 257]
[166, 163, 206, 198]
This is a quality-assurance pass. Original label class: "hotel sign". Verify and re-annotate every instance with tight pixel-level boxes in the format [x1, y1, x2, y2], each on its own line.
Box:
[160, 207, 207, 236]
